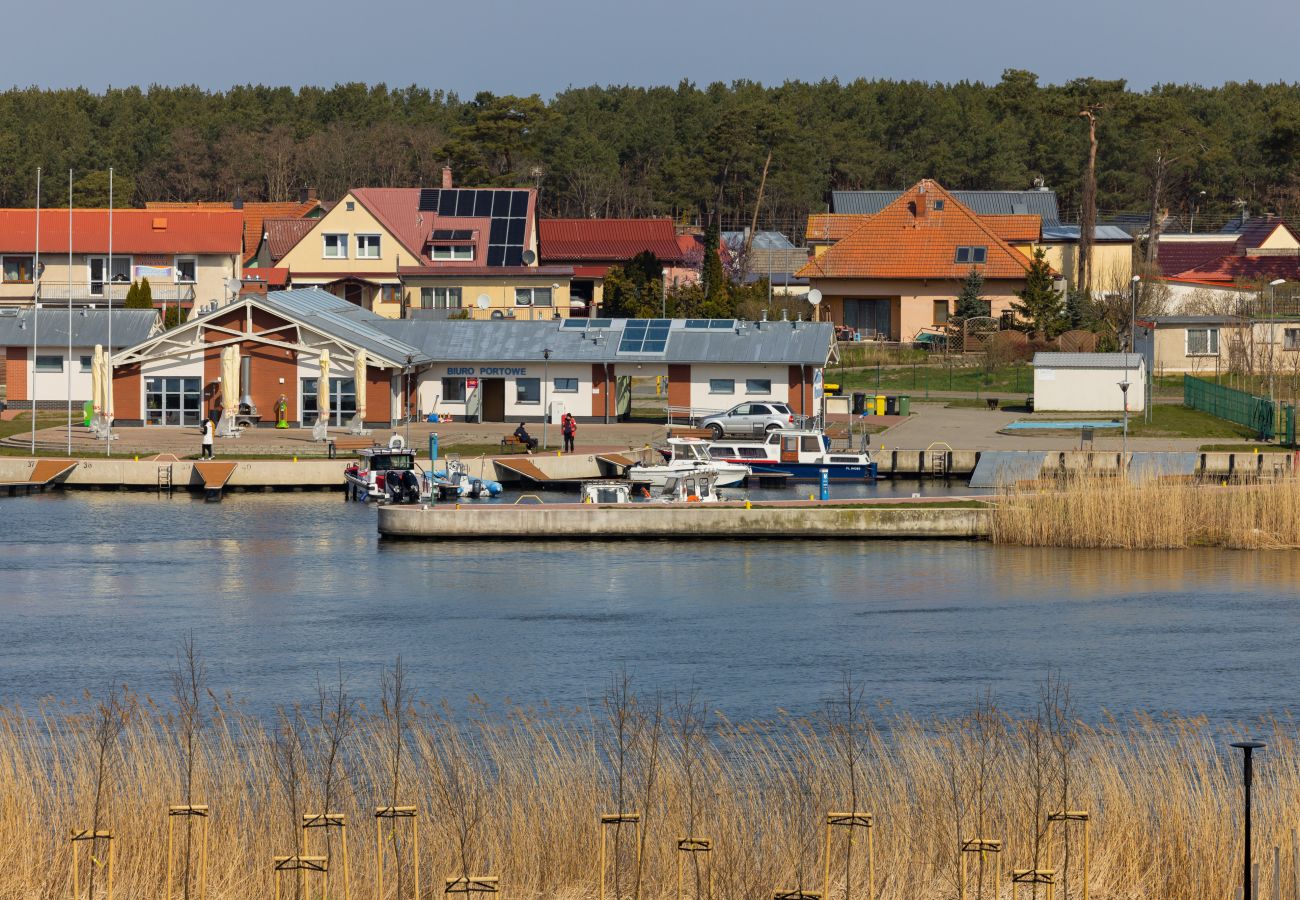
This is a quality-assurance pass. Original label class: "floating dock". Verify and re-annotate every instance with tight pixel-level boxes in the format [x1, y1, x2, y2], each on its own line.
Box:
[377, 501, 991, 541]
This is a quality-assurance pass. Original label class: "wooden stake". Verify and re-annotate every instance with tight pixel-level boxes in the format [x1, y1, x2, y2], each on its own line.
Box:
[374, 805, 419, 900]
[599, 812, 640, 900]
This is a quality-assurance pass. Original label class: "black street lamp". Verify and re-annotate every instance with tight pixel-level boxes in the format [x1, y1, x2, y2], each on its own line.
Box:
[542, 348, 552, 450]
[1231, 740, 1267, 900]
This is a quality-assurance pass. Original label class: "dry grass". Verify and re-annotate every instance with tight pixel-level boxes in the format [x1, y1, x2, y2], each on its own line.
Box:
[0, 681, 1296, 900]
[992, 474, 1300, 549]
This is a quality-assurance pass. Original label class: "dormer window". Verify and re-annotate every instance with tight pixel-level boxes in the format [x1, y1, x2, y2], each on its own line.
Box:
[955, 246, 987, 264]
[431, 245, 474, 261]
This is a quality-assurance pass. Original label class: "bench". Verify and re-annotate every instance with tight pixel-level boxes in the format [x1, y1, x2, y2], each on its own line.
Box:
[327, 436, 376, 459]
[667, 427, 714, 440]
[500, 435, 533, 453]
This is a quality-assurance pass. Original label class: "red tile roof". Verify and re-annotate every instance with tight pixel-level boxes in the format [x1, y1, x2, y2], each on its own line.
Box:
[147, 200, 320, 263]
[1171, 254, 1300, 283]
[0, 209, 243, 255]
[242, 267, 290, 287]
[265, 218, 320, 262]
[1154, 240, 1238, 277]
[351, 187, 537, 266]
[538, 218, 685, 264]
[981, 214, 1041, 242]
[1235, 216, 1299, 250]
[797, 181, 1037, 280]
[806, 214, 869, 243]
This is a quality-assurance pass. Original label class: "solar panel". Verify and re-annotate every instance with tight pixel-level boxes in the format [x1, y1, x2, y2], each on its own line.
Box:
[685, 319, 711, 329]
[708, 320, 735, 329]
[618, 319, 672, 353]
[424, 187, 531, 270]
[452, 229, 473, 241]
[562, 319, 590, 329]
[418, 189, 439, 212]
[431, 229, 455, 240]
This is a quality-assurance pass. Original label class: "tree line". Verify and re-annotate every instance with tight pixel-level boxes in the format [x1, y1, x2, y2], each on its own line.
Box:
[2, 72, 1299, 237]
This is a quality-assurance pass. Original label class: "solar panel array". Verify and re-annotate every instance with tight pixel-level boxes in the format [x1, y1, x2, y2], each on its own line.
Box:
[684, 319, 735, 329]
[617, 319, 672, 354]
[418, 189, 531, 266]
[431, 229, 474, 241]
[562, 318, 613, 329]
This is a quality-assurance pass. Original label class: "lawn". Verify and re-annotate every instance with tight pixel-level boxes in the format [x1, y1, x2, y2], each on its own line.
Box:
[836, 363, 1034, 395]
[1010, 405, 1256, 440]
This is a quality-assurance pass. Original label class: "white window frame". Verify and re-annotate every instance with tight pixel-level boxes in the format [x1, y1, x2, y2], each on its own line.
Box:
[515, 287, 553, 308]
[79, 355, 93, 373]
[709, 378, 735, 395]
[516, 377, 541, 404]
[87, 256, 132, 296]
[1186, 327, 1220, 357]
[553, 377, 579, 393]
[174, 256, 197, 284]
[441, 377, 467, 403]
[431, 245, 474, 261]
[420, 287, 462, 310]
[323, 233, 348, 259]
[1285, 327, 1300, 351]
[745, 378, 772, 395]
[356, 234, 382, 259]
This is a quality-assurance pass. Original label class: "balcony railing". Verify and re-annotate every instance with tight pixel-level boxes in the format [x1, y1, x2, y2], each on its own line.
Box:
[32, 282, 197, 305]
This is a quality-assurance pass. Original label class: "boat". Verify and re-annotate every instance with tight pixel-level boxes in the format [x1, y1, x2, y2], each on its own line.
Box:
[631, 437, 750, 488]
[434, 458, 504, 499]
[343, 435, 437, 503]
[581, 469, 724, 504]
[707, 429, 878, 482]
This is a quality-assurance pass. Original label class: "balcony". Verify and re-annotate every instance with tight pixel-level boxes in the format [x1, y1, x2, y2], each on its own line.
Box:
[33, 281, 197, 306]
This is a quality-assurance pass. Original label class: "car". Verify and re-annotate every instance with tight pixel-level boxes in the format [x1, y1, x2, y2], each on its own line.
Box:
[700, 401, 795, 438]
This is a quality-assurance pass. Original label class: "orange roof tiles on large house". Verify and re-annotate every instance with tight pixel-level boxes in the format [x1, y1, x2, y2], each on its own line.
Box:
[797, 181, 1038, 281]
[539, 218, 686, 265]
[0, 208, 244, 254]
[806, 213, 870, 245]
[147, 200, 321, 263]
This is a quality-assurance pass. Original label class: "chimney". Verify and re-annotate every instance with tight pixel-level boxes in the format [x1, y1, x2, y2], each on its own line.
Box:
[233, 197, 244, 210]
[442, 166, 453, 189]
[915, 193, 928, 219]
[299, 188, 318, 203]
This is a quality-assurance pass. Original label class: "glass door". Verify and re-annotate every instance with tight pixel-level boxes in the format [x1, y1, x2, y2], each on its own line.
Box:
[302, 377, 358, 427]
[145, 377, 201, 426]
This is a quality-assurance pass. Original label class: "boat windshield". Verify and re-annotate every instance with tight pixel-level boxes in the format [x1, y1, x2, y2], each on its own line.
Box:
[369, 453, 413, 471]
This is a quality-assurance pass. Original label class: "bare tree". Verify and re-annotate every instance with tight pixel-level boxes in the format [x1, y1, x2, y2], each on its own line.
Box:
[84, 687, 128, 900]
[1077, 107, 1102, 297]
[169, 633, 207, 900]
[379, 657, 412, 900]
[1043, 675, 1079, 900]
[272, 706, 308, 899]
[426, 700, 488, 883]
[308, 666, 358, 873]
[827, 672, 871, 900]
[672, 688, 712, 900]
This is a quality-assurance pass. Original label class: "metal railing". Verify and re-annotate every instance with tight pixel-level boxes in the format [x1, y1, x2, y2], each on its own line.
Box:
[36, 282, 196, 304]
[1184, 375, 1275, 439]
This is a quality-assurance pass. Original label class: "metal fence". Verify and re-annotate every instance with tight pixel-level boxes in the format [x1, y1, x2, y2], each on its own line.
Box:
[1184, 376, 1275, 439]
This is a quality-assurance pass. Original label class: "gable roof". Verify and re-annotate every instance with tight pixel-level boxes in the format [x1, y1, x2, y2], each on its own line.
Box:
[1171, 254, 1300, 284]
[147, 200, 321, 263]
[349, 187, 539, 267]
[265, 218, 320, 263]
[806, 213, 869, 244]
[0, 209, 243, 255]
[539, 218, 685, 263]
[1154, 239, 1237, 277]
[0, 307, 159, 347]
[832, 189, 1061, 224]
[722, 230, 795, 250]
[798, 181, 1038, 281]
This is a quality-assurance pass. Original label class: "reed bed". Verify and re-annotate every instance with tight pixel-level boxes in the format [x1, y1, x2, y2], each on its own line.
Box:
[0, 674, 1297, 900]
[991, 473, 1300, 549]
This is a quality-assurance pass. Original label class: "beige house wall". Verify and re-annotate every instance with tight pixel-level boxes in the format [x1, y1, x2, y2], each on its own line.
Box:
[0, 252, 240, 309]
[1258, 227, 1300, 251]
[1150, 325, 1233, 375]
[404, 276, 573, 320]
[812, 277, 1025, 341]
[1021, 241, 1133, 293]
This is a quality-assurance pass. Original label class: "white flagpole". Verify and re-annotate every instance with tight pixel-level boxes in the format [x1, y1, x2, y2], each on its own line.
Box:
[106, 167, 113, 454]
[66, 169, 72, 456]
[30, 167, 40, 455]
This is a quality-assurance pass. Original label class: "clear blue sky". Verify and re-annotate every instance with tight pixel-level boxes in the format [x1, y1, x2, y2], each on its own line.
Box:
[13, 0, 1300, 95]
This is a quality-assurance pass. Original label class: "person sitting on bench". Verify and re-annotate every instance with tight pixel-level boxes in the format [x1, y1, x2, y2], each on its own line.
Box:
[513, 422, 538, 451]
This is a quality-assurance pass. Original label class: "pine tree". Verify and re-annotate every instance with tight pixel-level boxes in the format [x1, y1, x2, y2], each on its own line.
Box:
[701, 218, 726, 303]
[1063, 288, 1088, 331]
[138, 277, 153, 308]
[955, 268, 988, 319]
[1011, 247, 1064, 337]
[123, 279, 148, 309]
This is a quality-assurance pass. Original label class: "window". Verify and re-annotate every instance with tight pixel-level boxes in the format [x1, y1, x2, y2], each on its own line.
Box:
[933, 299, 950, 324]
[174, 257, 197, 283]
[144, 376, 202, 426]
[345, 201, 355, 211]
[442, 377, 467, 402]
[431, 245, 474, 261]
[934, 199, 945, 210]
[88, 257, 131, 296]
[356, 234, 381, 259]
[35, 354, 62, 372]
[553, 377, 578, 393]
[80, 355, 93, 373]
[323, 234, 348, 258]
[1285, 328, 1300, 351]
[709, 378, 735, 394]
[745, 378, 772, 395]
[1186, 328, 1220, 356]
[3, 255, 33, 283]
[516, 377, 541, 404]
[300, 377, 357, 428]
[515, 287, 553, 307]
[380, 285, 401, 304]
[801, 435, 823, 453]
[420, 287, 462, 309]
[955, 246, 988, 264]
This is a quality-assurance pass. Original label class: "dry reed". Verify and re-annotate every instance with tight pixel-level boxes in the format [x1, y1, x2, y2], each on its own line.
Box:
[991, 473, 1300, 549]
[0, 680, 1295, 900]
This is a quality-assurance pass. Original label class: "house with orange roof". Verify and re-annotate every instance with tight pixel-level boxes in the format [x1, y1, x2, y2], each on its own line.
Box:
[797, 181, 1043, 341]
[273, 169, 572, 320]
[146, 197, 323, 267]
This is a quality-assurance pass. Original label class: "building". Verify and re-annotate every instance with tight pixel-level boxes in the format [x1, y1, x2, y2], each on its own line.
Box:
[1157, 217, 1300, 280]
[831, 187, 1062, 221]
[797, 180, 1038, 340]
[723, 230, 811, 295]
[146, 198, 324, 267]
[108, 289, 833, 426]
[538, 218, 688, 313]
[0, 209, 244, 312]
[1, 308, 160, 410]
[1032, 352, 1146, 413]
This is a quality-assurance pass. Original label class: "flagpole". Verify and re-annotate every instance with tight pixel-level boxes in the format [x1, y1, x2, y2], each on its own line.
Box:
[30, 167, 40, 455]
[66, 169, 73, 456]
[106, 167, 113, 455]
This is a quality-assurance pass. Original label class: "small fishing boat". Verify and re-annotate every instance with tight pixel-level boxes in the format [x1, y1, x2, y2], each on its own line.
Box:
[707, 429, 877, 482]
[632, 438, 750, 488]
[434, 458, 504, 499]
[581, 469, 724, 504]
[343, 435, 436, 503]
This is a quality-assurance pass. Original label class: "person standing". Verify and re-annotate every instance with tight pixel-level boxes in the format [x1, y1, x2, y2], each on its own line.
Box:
[200, 416, 215, 459]
[561, 412, 577, 453]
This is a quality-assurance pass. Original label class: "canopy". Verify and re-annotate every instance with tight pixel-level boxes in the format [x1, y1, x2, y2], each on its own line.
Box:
[354, 349, 368, 420]
[318, 349, 331, 424]
[90, 345, 104, 416]
[220, 346, 239, 415]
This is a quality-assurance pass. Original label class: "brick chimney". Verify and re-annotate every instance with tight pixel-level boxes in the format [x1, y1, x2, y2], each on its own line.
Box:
[442, 166, 453, 189]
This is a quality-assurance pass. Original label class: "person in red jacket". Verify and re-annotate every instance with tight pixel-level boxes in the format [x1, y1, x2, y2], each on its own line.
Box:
[561, 412, 577, 453]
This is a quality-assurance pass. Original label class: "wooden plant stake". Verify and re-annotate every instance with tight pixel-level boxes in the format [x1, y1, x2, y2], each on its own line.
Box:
[676, 837, 714, 900]
[303, 812, 350, 900]
[166, 804, 210, 900]
[70, 829, 114, 900]
[1046, 810, 1090, 900]
[598, 812, 641, 900]
[959, 838, 1003, 900]
[274, 854, 328, 900]
[823, 812, 874, 900]
[374, 806, 419, 900]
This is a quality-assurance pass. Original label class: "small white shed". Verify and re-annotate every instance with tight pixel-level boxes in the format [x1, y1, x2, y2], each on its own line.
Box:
[1032, 352, 1146, 413]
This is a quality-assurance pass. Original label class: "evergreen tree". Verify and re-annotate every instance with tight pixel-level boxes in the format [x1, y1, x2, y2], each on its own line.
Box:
[1011, 247, 1065, 337]
[701, 218, 726, 304]
[1063, 287, 1088, 331]
[955, 268, 988, 319]
[123, 279, 149, 309]
[138, 277, 153, 308]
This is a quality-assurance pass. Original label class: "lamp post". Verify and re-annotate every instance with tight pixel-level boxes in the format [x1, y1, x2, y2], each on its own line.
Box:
[1230, 740, 1266, 900]
[1268, 279, 1285, 400]
[1190, 190, 1206, 233]
[542, 348, 551, 450]
[1119, 379, 1130, 463]
[404, 353, 413, 446]
[1129, 275, 1141, 354]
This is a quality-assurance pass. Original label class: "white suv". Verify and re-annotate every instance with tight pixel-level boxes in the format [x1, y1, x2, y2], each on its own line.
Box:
[700, 402, 796, 438]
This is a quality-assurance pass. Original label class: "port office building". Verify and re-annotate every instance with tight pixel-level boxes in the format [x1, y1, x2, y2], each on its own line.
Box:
[107, 288, 833, 426]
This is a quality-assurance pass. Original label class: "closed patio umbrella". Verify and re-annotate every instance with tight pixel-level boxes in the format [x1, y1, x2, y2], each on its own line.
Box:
[90, 345, 104, 417]
[221, 346, 239, 418]
[318, 349, 331, 426]
[353, 348, 367, 423]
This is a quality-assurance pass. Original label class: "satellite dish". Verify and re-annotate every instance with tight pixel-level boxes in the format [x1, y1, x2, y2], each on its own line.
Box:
[225, 277, 243, 293]
[521, 249, 537, 265]
[475, 294, 491, 310]
[807, 288, 823, 306]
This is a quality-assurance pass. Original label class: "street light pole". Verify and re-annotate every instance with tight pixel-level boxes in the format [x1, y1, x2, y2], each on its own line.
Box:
[1231, 740, 1266, 900]
[1268, 279, 1285, 400]
[1119, 379, 1130, 463]
[404, 353, 413, 446]
[542, 348, 551, 450]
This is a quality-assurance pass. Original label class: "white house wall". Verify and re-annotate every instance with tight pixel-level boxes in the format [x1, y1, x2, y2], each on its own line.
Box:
[1034, 364, 1146, 412]
[688, 364, 790, 412]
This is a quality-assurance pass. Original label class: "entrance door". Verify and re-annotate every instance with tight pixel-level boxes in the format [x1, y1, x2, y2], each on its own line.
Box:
[343, 283, 364, 307]
[301, 377, 357, 426]
[481, 378, 506, 422]
[842, 299, 893, 340]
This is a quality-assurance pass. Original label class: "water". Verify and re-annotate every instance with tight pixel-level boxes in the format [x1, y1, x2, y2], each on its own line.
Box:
[2, 492, 1297, 723]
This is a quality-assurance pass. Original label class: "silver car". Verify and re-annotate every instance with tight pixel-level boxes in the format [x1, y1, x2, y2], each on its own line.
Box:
[700, 401, 795, 438]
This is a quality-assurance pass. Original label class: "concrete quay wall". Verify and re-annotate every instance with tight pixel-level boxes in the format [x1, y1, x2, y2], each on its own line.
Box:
[0, 457, 345, 490]
[378, 503, 991, 541]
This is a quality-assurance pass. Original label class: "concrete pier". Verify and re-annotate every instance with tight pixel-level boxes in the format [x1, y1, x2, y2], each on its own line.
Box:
[377, 501, 991, 541]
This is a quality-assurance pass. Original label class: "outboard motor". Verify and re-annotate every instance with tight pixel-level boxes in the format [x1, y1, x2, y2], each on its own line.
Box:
[386, 469, 420, 504]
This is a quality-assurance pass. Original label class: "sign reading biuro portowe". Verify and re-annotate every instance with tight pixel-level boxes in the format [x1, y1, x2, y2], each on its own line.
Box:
[446, 367, 529, 376]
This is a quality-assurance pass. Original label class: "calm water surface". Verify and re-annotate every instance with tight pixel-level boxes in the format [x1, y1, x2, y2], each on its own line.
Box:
[1, 492, 1296, 722]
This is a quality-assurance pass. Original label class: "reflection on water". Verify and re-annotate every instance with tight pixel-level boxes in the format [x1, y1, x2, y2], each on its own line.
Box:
[1, 492, 1297, 721]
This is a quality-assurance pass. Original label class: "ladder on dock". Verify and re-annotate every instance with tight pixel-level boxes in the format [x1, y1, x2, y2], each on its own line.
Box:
[926, 441, 953, 480]
[157, 464, 173, 497]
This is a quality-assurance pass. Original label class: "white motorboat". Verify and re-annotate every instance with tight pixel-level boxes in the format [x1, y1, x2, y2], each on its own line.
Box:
[707, 429, 878, 482]
[343, 435, 435, 503]
[581, 469, 724, 504]
[629, 437, 750, 488]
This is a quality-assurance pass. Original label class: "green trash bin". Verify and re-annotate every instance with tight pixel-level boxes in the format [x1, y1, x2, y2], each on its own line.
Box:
[898, 395, 910, 417]
[82, 400, 93, 427]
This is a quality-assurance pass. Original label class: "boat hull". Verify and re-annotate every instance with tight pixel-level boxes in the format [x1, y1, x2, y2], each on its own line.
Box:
[730, 461, 878, 482]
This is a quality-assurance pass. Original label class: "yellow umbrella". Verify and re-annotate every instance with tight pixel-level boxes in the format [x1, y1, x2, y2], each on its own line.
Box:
[318, 349, 331, 425]
[221, 346, 239, 415]
[354, 349, 368, 421]
[101, 347, 114, 422]
[90, 344, 104, 416]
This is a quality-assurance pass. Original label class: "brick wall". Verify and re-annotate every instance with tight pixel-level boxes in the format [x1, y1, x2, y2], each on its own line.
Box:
[114, 365, 141, 420]
[365, 366, 391, 425]
[5, 346, 27, 402]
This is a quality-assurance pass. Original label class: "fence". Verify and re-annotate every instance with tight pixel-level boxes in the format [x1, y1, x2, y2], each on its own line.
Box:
[1183, 376, 1275, 440]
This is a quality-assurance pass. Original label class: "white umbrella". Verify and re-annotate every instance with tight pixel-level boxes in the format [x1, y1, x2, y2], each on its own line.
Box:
[101, 346, 114, 423]
[354, 348, 368, 421]
[318, 349, 331, 426]
[221, 345, 239, 416]
[90, 344, 104, 417]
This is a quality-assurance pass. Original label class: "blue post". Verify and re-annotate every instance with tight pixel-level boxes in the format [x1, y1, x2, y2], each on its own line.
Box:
[429, 432, 439, 466]
[819, 467, 830, 501]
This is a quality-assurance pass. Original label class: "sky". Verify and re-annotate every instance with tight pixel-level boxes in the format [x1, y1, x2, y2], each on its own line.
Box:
[15, 0, 1300, 96]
